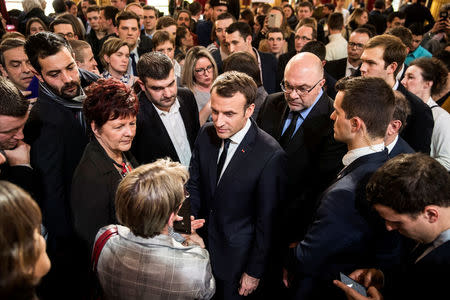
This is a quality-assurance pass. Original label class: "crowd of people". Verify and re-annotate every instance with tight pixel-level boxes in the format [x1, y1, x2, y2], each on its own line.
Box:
[0, 0, 449, 299]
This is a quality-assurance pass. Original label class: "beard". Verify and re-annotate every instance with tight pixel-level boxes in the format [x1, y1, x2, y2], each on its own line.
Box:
[44, 79, 81, 100]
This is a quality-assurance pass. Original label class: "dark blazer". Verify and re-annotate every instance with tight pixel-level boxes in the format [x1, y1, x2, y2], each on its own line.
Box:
[71, 138, 138, 249]
[389, 136, 415, 158]
[277, 50, 296, 88]
[259, 50, 278, 94]
[257, 92, 346, 241]
[292, 150, 404, 300]
[137, 35, 153, 57]
[211, 49, 223, 74]
[324, 57, 347, 81]
[368, 10, 387, 35]
[196, 20, 213, 47]
[131, 87, 200, 164]
[397, 83, 434, 154]
[0, 164, 37, 198]
[188, 120, 287, 281]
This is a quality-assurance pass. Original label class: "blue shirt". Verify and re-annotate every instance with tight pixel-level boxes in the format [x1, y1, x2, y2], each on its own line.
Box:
[405, 45, 432, 66]
[282, 89, 323, 136]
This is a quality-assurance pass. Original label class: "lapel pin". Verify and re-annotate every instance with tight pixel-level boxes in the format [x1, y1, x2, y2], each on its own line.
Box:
[241, 149, 245, 153]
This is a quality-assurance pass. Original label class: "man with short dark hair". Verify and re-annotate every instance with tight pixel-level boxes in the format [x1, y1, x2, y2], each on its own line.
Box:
[188, 71, 287, 299]
[142, 5, 158, 38]
[386, 11, 406, 31]
[369, 0, 387, 35]
[360, 34, 434, 153]
[335, 153, 450, 300]
[116, 11, 153, 76]
[325, 28, 372, 80]
[225, 22, 277, 94]
[325, 12, 347, 61]
[110, 0, 127, 11]
[208, 12, 235, 72]
[0, 77, 35, 194]
[85, 5, 105, 67]
[99, 5, 119, 36]
[131, 52, 199, 166]
[288, 77, 402, 300]
[50, 18, 79, 40]
[68, 40, 99, 74]
[197, 0, 228, 46]
[24, 31, 99, 299]
[405, 23, 432, 65]
[266, 28, 286, 59]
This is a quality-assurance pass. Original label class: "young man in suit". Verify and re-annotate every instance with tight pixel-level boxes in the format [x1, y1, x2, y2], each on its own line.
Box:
[335, 153, 450, 300]
[225, 22, 278, 94]
[324, 27, 372, 81]
[132, 52, 199, 166]
[360, 34, 434, 154]
[287, 77, 402, 300]
[257, 52, 346, 242]
[188, 71, 287, 299]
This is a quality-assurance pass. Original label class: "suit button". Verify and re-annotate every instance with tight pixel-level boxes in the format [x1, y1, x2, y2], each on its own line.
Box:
[210, 209, 213, 214]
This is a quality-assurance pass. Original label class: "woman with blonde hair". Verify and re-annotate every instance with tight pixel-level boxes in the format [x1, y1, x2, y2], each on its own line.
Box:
[0, 181, 51, 300]
[99, 38, 136, 87]
[182, 46, 218, 125]
[343, 8, 369, 40]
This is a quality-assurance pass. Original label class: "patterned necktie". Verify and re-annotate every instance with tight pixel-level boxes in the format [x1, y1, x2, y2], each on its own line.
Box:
[216, 138, 231, 183]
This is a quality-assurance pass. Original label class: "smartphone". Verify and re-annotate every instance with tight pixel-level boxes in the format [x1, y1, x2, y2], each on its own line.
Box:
[440, 11, 448, 20]
[339, 272, 367, 297]
[268, 13, 282, 28]
[173, 199, 192, 234]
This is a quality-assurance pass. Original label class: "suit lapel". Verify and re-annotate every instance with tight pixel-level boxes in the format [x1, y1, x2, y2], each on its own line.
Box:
[178, 96, 194, 148]
[275, 101, 289, 140]
[208, 130, 221, 195]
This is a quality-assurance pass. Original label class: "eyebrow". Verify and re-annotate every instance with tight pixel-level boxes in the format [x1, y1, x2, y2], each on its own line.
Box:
[45, 62, 76, 74]
[150, 79, 175, 89]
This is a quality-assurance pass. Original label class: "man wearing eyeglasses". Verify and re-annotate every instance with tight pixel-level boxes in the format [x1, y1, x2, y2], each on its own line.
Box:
[50, 19, 79, 40]
[324, 28, 373, 81]
[257, 52, 346, 245]
[131, 52, 200, 167]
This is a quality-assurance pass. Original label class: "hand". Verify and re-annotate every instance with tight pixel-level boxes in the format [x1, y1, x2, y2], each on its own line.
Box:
[349, 269, 384, 290]
[182, 232, 205, 248]
[4, 141, 30, 166]
[20, 90, 37, 110]
[239, 273, 260, 296]
[0, 151, 6, 165]
[282, 268, 290, 288]
[190, 215, 205, 233]
[333, 280, 383, 300]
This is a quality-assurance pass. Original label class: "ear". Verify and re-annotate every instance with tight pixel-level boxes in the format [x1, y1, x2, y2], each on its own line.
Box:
[0, 64, 8, 77]
[350, 116, 363, 133]
[424, 206, 439, 223]
[91, 121, 100, 137]
[424, 80, 433, 90]
[168, 211, 176, 227]
[387, 61, 398, 76]
[103, 54, 110, 65]
[137, 78, 145, 91]
[389, 119, 402, 134]
[245, 35, 253, 46]
[244, 103, 255, 118]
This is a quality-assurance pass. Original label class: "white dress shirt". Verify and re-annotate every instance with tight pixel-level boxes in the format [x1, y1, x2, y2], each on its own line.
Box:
[427, 97, 450, 171]
[153, 99, 192, 166]
[342, 143, 385, 167]
[345, 59, 359, 77]
[217, 119, 251, 181]
[325, 33, 348, 61]
[386, 135, 399, 154]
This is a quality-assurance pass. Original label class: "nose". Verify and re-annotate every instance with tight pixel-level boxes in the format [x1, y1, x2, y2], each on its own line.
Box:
[385, 222, 396, 232]
[14, 128, 24, 140]
[60, 70, 73, 83]
[360, 62, 367, 73]
[215, 113, 225, 127]
[21, 62, 31, 74]
[401, 77, 406, 86]
[124, 124, 133, 136]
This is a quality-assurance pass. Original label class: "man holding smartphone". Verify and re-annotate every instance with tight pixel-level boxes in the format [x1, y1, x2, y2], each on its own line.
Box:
[335, 153, 450, 300]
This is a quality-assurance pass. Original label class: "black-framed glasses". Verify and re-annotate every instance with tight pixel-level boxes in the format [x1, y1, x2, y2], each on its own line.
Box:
[348, 42, 364, 49]
[280, 79, 323, 96]
[194, 65, 214, 74]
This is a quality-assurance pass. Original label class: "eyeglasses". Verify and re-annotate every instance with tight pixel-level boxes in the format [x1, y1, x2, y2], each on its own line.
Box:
[57, 32, 75, 39]
[280, 79, 323, 96]
[194, 64, 214, 75]
[294, 35, 312, 42]
[348, 42, 364, 49]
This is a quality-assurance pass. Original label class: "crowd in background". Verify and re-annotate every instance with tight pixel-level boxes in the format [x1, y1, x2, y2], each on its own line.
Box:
[0, 0, 449, 299]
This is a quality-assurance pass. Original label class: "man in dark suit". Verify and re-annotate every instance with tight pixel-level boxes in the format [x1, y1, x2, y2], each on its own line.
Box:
[288, 77, 403, 300]
[225, 22, 278, 94]
[360, 34, 433, 154]
[257, 52, 346, 242]
[368, 0, 387, 35]
[131, 52, 199, 166]
[325, 27, 373, 81]
[386, 91, 415, 158]
[24, 32, 99, 299]
[0, 77, 35, 196]
[335, 153, 450, 300]
[116, 11, 153, 76]
[188, 71, 287, 299]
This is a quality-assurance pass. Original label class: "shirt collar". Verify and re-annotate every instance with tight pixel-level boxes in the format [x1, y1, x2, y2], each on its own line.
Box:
[229, 118, 251, 145]
[432, 228, 450, 248]
[386, 135, 399, 154]
[342, 143, 385, 167]
[297, 89, 323, 120]
[346, 59, 359, 71]
[153, 98, 180, 116]
[392, 80, 400, 91]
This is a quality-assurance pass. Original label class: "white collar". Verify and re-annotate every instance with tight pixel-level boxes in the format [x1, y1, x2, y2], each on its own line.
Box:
[342, 143, 385, 167]
[153, 98, 180, 116]
[228, 118, 251, 145]
[386, 135, 399, 154]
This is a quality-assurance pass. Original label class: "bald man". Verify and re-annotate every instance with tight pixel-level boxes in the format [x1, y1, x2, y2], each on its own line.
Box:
[257, 53, 346, 243]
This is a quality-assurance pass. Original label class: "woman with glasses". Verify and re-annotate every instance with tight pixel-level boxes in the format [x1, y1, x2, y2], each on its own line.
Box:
[94, 158, 215, 300]
[182, 46, 218, 125]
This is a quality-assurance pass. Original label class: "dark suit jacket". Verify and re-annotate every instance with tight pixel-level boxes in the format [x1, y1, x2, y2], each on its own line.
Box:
[389, 136, 415, 158]
[292, 150, 404, 300]
[137, 35, 153, 57]
[257, 92, 346, 241]
[188, 120, 287, 281]
[71, 138, 137, 249]
[397, 83, 434, 154]
[131, 87, 200, 164]
[368, 10, 387, 35]
[211, 48, 223, 74]
[258, 50, 278, 95]
[324, 57, 347, 81]
[0, 164, 37, 198]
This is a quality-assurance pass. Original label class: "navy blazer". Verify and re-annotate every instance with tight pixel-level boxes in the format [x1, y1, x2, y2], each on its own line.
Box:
[389, 136, 415, 158]
[324, 57, 347, 81]
[257, 92, 346, 241]
[293, 150, 404, 300]
[258, 50, 278, 94]
[188, 120, 287, 281]
[131, 87, 200, 165]
[397, 83, 434, 154]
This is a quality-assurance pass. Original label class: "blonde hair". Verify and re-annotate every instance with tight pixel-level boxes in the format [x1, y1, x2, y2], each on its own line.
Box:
[182, 46, 218, 92]
[115, 158, 189, 238]
[99, 37, 130, 68]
